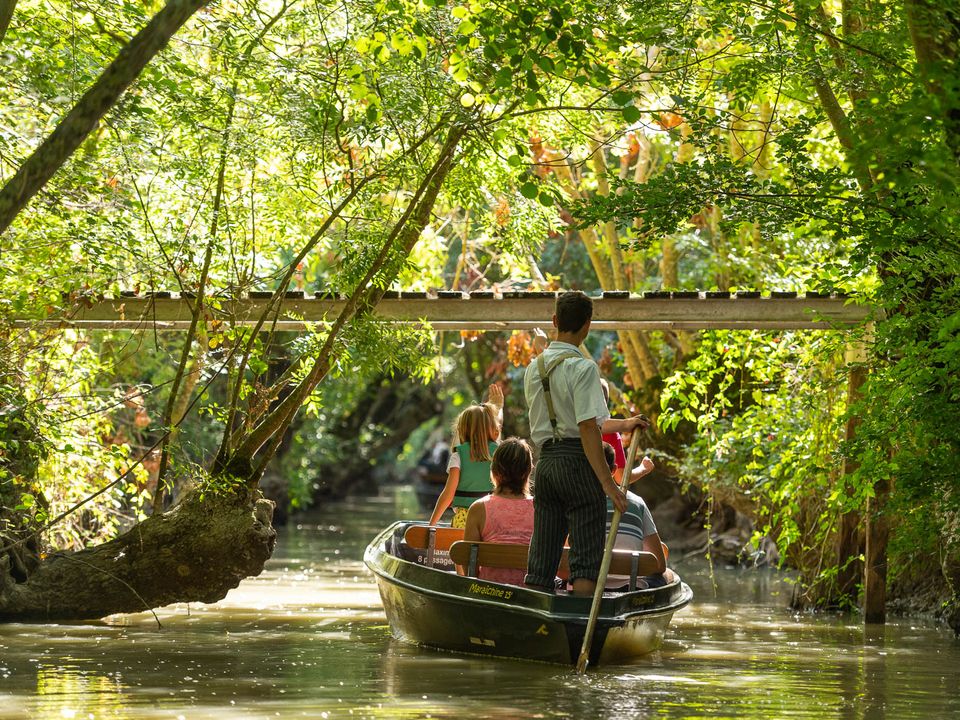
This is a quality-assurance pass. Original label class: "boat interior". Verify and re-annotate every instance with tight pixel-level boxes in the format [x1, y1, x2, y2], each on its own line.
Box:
[390, 522, 675, 593]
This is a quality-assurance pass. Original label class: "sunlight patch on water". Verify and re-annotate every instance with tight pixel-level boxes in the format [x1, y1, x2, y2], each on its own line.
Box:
[619, 673, 708, 685]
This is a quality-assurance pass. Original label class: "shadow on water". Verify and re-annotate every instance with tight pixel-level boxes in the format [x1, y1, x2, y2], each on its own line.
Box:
[1, 487, 958, 719]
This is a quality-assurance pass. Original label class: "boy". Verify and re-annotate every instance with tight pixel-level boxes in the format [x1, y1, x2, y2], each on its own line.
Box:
[602, 442, 667, 589]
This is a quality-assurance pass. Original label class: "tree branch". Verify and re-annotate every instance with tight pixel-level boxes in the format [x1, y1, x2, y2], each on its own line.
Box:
[0, 0, 16, 45]
[225, 124, 466, 476]
[0, 0, 211, 236]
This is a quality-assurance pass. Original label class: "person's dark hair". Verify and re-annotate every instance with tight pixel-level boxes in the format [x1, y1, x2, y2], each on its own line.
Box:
[491, 437, 533, 495]
[555, 291, 593, 333]
[602, 441, 617, 472]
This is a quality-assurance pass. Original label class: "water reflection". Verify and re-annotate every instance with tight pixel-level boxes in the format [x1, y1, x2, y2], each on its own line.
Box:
[0, 487, 957, 719]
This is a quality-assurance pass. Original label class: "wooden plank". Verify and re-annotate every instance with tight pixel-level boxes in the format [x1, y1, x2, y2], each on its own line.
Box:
[449, 541, 529, 573]
[17, 292, 873, 332]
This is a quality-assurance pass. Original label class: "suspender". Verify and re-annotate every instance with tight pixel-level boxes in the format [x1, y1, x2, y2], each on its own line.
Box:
[536, 351, 585, 441]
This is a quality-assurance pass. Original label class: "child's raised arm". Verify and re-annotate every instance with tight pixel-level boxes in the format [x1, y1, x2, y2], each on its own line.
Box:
[487, 383, 504, 411]
[629, 456, 655, 484]
[486, 383, 504, 436]
[531, 327, 549, 356]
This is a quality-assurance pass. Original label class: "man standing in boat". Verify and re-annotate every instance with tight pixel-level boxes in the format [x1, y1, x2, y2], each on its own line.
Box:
[523, 291, 636, 596]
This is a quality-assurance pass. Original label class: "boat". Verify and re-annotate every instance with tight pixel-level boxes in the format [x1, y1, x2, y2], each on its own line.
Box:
[363, 520, 693, 666]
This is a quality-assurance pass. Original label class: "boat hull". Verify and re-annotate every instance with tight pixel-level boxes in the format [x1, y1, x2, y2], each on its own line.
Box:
[365, 522, 692, 666]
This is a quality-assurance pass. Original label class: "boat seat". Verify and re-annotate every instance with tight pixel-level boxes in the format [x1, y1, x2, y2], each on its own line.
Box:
[400, 525, 464, 569]
[449, 541, 662, 591]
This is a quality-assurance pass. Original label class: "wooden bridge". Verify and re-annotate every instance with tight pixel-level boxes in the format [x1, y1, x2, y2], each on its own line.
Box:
[28, 290, 871, 331]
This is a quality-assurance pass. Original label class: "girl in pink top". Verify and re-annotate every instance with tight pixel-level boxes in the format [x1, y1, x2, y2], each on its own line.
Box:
[463, 437, 535, 586]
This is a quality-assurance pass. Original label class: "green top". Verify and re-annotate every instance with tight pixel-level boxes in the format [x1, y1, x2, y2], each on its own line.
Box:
[452, 440, 497, 508]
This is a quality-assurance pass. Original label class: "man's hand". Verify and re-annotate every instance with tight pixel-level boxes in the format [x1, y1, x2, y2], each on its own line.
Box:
[628, 414, 651, 431]
[487, 383, 504, 410]
[603, 479, 628, 514]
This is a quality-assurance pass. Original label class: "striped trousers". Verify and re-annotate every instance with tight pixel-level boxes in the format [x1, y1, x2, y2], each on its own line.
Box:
[524, 438, 606, 588]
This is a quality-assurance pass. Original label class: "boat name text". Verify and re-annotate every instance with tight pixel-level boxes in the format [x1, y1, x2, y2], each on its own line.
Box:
[469, 582, 513, 600]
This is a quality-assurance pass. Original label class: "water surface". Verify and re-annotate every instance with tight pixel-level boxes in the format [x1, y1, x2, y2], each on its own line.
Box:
[1, 488, 958, 719]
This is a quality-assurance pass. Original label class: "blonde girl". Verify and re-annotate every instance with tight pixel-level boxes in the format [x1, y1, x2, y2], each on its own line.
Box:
[428, 385, 503, 528]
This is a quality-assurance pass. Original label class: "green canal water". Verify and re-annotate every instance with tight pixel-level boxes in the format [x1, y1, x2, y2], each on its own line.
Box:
[1, 488, 958, 719]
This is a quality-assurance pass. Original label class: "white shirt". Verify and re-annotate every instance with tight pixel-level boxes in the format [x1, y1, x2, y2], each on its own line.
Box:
[523, 342, 610, 447]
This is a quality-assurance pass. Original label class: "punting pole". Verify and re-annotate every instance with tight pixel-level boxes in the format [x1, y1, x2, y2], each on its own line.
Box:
[575, 428, 643, 673]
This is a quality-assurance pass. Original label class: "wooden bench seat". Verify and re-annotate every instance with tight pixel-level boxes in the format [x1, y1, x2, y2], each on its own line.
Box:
[448, 541, 662, 591]
[400, 525, 464, 569]
[403, 525, 464, 551]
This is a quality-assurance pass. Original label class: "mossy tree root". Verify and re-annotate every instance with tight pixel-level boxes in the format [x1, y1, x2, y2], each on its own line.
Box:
[0, 487, 275, 621]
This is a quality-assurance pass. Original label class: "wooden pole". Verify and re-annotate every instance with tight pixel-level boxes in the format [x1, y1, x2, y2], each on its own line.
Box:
[864, 473, 891, 624]
[835, 341, 868, 602]
[575, 430, 642, 673]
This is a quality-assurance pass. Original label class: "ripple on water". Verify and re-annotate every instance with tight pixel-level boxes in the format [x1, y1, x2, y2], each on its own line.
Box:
[2, 488, 959, 720]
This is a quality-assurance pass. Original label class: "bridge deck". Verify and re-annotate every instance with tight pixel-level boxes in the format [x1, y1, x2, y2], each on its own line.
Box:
[19, 290, 871, 332]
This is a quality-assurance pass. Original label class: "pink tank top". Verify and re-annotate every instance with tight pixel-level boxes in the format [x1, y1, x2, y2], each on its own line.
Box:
[477, 494, 534, 586]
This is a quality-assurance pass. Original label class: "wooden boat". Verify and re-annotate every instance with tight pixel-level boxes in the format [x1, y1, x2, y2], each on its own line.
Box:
[364, 521, 693, 666]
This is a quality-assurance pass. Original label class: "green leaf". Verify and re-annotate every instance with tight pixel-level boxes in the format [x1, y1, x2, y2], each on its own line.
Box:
[520, 181, 539, 199]
[535, 55, 555, 73]
[622, 105, 642, 123]
[411, 36, 428, 59]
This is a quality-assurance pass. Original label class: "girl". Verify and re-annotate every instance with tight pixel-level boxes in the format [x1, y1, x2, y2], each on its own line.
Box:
[463, 437, 535, 586]
[428, 385, 502, 528]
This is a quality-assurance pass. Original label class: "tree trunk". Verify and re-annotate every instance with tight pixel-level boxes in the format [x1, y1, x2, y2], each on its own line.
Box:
[0, 0, 210, 236]
[0, 487, 275, 621]
[0, 0, 16, 45]
[905, 0, 960, 162]
[834, 347, 868, 603]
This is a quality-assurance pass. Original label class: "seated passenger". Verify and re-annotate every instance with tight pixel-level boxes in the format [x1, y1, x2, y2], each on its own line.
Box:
[602, 442, 667, 589]
[463, 437, 535, 586]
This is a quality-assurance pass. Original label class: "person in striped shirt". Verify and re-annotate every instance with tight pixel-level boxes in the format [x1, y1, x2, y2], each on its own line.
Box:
[602, 442, 667, 589]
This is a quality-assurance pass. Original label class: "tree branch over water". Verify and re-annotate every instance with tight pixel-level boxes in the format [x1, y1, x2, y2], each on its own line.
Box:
[0, 0, 210, 236]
